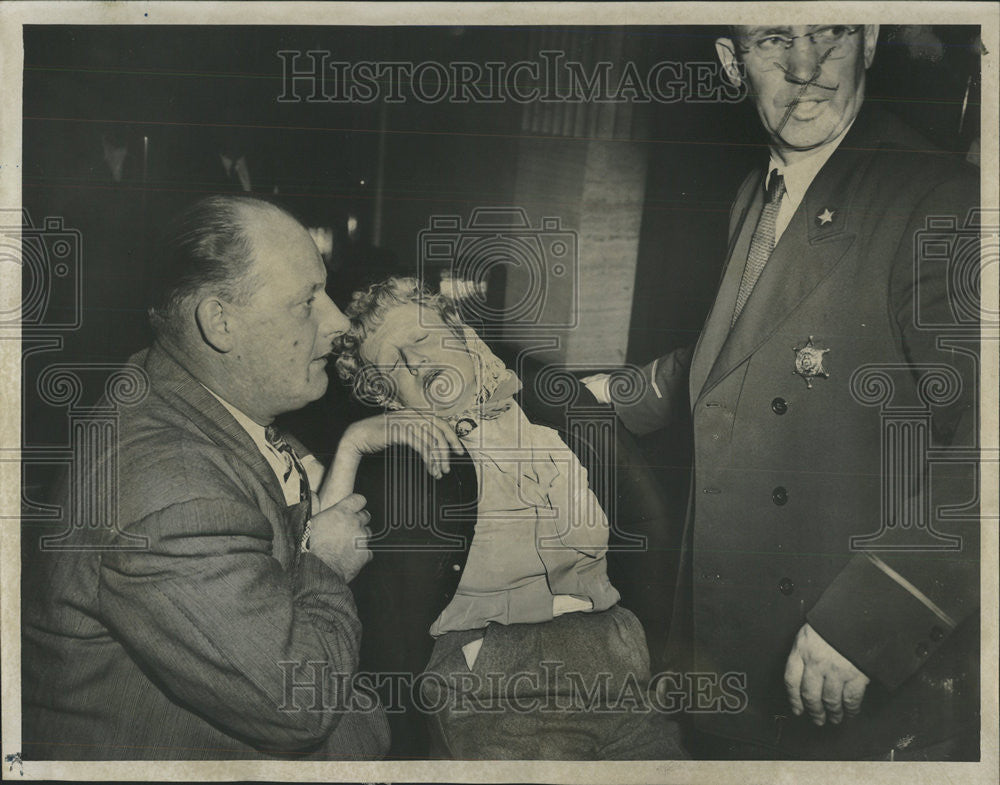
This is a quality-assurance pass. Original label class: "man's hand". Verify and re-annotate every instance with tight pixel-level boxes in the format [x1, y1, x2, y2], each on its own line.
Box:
[341, 410, 463, 479]
[306, 493, 372, 582]
[784, 623, 870, 726]
[581, 373, 612, 405]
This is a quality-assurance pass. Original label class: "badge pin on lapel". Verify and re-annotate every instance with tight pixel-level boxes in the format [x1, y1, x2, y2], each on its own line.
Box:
[817, 208, 836, 226]
[793, 336, 830, 388]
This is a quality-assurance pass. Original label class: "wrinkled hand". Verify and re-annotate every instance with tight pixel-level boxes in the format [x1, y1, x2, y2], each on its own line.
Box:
[580, 373, 612, 405]
[785, 623, 870, 726]
[341, 410, 463, 479]
[306, 493, 372, 582]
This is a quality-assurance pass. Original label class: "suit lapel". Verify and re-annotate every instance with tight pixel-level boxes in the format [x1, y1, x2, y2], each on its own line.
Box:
[143, 343, 289, 511]
[694, 113, 883, 402]
[689, 173, 764, 403]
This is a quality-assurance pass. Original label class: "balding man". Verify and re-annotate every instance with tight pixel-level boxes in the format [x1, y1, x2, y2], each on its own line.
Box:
[22, 196, 402, 759]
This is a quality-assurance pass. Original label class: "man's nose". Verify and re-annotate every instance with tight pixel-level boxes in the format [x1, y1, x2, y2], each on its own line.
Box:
[784, 37, 823, 83]
[317, 292, 351, 338]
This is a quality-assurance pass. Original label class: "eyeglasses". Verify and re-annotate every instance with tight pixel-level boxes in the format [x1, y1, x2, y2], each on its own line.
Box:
[740, 25, 862, 58]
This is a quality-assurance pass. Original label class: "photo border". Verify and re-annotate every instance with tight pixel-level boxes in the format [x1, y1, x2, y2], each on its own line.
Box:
[1, 2, 996, 783]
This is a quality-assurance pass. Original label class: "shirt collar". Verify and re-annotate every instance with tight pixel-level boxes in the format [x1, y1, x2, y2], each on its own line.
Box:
[202, 385, 271, 452]
[766, 117, 856, 204]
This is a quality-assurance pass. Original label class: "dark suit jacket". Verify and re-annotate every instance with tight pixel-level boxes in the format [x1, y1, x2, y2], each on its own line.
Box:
[351, 374, 682, 759]
[616, 106, 980, 759]
[21, 343, 389, 760]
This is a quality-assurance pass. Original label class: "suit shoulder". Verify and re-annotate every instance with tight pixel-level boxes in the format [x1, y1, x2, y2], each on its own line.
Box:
[114, 392, 265, 508]
[117, 390, 214, 459]
[866, 110, 978, 193]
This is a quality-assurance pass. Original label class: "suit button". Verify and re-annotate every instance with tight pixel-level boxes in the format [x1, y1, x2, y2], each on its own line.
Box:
[771, 397, 788, 415]
[930, 625, 945, 642]
[772, 487, 788, 505]
[451, 563, 462, 572]
[915, 641, 930, 658]
[778, 577, 795, 595]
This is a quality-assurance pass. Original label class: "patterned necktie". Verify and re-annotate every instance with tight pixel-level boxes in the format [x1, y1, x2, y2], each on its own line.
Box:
[732, 170, 786, 324]
[264, 425, 309, 503]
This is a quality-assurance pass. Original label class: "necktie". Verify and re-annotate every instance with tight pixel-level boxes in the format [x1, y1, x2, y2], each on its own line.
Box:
[264, 425, 309, 504]
[732, 170, 786, 324]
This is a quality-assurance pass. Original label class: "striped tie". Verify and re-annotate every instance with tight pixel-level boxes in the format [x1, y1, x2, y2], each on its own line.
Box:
[264, 425, 309, 503]
[732, 170, 785, 324]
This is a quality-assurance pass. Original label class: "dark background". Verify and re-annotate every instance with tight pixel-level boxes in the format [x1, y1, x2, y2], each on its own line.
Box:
[20, 23, 982, 512]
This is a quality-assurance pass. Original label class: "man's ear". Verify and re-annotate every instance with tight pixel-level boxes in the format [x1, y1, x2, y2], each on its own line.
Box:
[195, 296, 236, 353]
[715, 37, 742, 87]
[863, 25, 879, 69]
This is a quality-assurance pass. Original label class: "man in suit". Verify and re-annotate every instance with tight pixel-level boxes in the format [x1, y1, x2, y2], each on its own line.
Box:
[22, 195, 392, 759]
[586, 24, 979, 759]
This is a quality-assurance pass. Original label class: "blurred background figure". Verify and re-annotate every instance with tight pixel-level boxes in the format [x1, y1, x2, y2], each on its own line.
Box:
[195, 127, 280, 195]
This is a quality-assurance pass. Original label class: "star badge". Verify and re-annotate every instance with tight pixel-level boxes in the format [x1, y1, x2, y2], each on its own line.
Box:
[792, 336, 830, 388]
[817, 208, 835, 226]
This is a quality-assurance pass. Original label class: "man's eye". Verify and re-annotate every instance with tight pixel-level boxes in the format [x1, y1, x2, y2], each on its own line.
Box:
[414, 334, 428, 343]
[815, 26, 850, 43]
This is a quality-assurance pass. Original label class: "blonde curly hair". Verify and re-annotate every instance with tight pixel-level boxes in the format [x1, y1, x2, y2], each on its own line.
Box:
[333, 277, 465, 408]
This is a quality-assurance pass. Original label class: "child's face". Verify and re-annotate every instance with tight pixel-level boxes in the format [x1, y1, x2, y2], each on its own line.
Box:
[360, 303, 479, 415]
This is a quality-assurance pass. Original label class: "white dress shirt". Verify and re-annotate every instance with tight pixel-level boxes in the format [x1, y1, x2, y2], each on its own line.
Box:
[204, 387, 324, 506]
[767, 119, 855, 243]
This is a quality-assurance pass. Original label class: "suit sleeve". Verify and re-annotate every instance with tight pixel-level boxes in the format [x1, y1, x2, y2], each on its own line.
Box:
[97, 447, 365, 751]
[806, 171, 980, 690]
[613, 345, 695, 436]
[613, 171, 756, 438]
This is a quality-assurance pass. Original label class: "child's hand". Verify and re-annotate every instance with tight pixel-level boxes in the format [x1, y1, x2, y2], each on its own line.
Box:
[341, 410, 463, 479]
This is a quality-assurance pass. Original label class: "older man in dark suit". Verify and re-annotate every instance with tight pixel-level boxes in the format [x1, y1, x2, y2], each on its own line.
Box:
[587, 24, 980, 760]
[21, 195, 420, 759]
